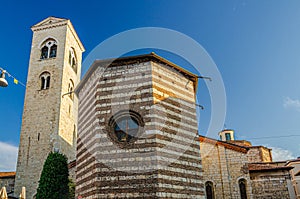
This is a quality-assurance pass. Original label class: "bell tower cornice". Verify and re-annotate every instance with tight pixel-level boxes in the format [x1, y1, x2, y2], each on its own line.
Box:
[31, 16, 85, 52]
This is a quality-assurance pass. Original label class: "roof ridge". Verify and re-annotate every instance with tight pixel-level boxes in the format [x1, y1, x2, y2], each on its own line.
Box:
[199, 135, 250, 149]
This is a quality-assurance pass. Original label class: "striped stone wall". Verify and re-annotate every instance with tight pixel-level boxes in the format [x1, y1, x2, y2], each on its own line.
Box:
[151, 62, 203, 198]
[76, 56, 204, 198]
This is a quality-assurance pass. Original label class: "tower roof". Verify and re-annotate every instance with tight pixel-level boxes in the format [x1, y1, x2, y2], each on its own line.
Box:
[31, 16, 68, 29]
[76, 52, 198, 94]
[31, 16, 85, 52]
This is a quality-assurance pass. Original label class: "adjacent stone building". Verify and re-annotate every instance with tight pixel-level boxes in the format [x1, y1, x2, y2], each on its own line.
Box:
[286, 158, 300, 198]
[14, 17, 84, 198]
[200, 133, 252, 199]
[249, 162, 294, 199]
[75, 53, 204, 198]
[200, 129, 294, 199]
[0, 172, 15, 194]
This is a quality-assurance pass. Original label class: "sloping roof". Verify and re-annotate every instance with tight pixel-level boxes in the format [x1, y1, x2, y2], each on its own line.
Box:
[76, 52, 198, 95]
[31, 16, 85, 51]
[31, 16, 68, 28]
[0, 172, 15, 178]
[228, 140, 252, 147]
[249, 163, 293, 172]
[199, 135, 249, 153]
[285, 158, 300, 165]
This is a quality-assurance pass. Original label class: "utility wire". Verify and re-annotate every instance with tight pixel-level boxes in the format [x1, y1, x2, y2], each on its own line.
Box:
[0, 67, 26, 87]
[246, 134, 300, 140]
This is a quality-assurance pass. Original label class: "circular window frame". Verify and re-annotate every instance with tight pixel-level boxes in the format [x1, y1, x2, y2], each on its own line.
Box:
[108, 110, 144, 146]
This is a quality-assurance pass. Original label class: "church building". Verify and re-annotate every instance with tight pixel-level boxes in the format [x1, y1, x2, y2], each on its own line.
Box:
[10, 16, 298, 199]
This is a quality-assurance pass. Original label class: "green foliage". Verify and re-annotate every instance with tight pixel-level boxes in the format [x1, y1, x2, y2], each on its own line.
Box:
[68, 179, 75, 199]
[36, 152, 69, 199]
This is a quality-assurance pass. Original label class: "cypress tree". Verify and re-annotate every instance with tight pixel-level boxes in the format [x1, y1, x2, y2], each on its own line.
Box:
[36, 152, 69, 199]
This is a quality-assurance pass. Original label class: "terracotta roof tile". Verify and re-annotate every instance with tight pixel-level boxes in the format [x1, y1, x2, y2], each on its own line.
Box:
[0, 172, 16, 178]
[249, 163, 293, 172]
[199, 135, 249, 153]
[76, 53, 199, 95]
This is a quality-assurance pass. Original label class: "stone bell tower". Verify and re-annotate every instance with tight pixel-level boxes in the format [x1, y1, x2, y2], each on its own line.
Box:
[14, 17, 84, 198]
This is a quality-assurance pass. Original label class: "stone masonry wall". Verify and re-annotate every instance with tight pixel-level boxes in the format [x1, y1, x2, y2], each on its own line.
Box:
[250, 170, 291, 199]
[76, 60, 156, 198]
[15, 18, 83, 198]
[151, 61, 203, 198]
[76, 57, 204, 198]
[200, 141, 252, 199]
[0, 176, 15, 193]
[247, 147, 272, 163]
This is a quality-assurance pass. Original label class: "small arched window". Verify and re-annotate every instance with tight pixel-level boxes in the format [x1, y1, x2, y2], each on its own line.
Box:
[40, 72, 50, 90]
[205, 181, 215, 199]
[40, 39, 57, 59]
[68, 79, 74, 100]
[69, 48, 77, 73]
[239, 179, 247, 199]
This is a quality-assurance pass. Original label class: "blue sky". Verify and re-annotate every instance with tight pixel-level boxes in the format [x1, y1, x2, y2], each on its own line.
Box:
[1, 0, 300, 170]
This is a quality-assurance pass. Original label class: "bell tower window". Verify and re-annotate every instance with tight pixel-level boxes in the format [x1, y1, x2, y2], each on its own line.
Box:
[49, 44, 57, 58]
[40, 39, 57, 59]
[69, 48, 77, 73]
[40, 72, 51, 90]
[225, 133, 231, 141]
[41, 46, 48, 59]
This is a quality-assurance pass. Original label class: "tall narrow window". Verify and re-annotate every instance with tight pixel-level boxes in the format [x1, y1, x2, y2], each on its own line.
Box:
[40, 46, 48, 59]
[40, 72, 51, 90]
[46, 76, 50, 88]
[73, 125, 76, 138]
[41, 76, 45, 89]
[239, 179, 247, 199]
[205, 181, 215, 199]
[225, 133, 231, 141]
[40, 39, 57, 59]
[49, 44, 57, 58]
[69, 48, 77, 73]
[68, 79, 74, 100]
